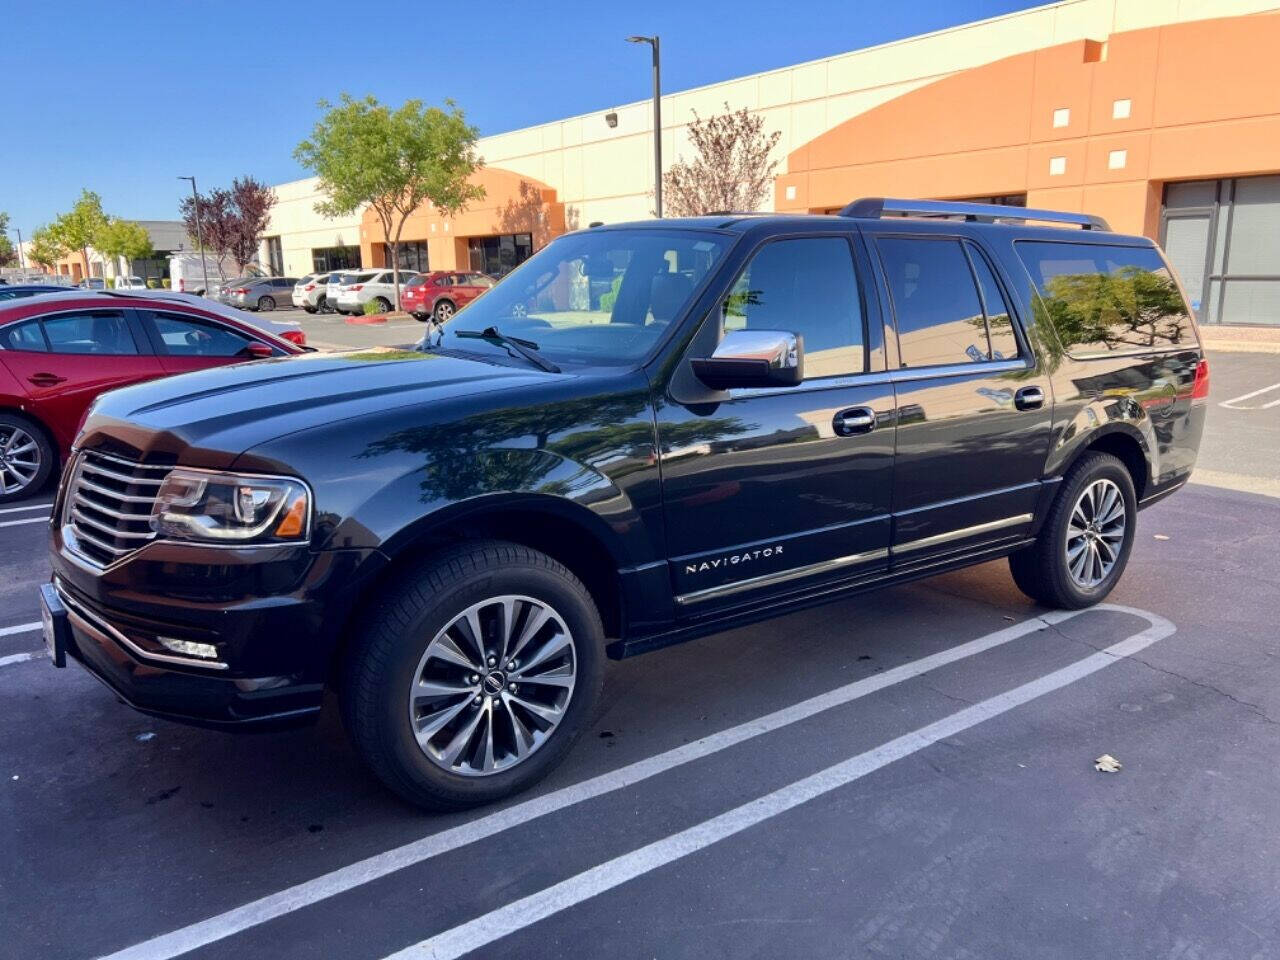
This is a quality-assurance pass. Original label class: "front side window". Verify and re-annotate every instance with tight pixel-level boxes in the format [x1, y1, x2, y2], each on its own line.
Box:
[429, 228, 729, 368]
[1015, 241, 1192, 355]
[0, 319, 48, 351]
[148, 312, 257, 357]
[878, 237, 990, 368]
[42, 310, 138, 355]
[722, 237, 865, 379]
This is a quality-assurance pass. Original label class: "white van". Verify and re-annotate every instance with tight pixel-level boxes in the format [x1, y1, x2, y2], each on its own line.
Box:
[168, 253, 234, 296]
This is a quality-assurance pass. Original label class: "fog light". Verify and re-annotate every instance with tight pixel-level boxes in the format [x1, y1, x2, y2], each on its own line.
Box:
[157, 636, 219, 660]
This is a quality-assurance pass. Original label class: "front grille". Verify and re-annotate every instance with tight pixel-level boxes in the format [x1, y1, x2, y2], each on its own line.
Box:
[63, 451, 170, 567]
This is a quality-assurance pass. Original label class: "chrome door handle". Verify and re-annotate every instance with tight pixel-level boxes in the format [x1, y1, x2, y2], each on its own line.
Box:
[834, 406, 876, 436]
[1014, 386, 1044, 411]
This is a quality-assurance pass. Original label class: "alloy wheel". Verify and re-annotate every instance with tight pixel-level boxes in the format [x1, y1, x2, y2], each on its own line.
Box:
[0, 425, 41, 495]
[1065, 478, 1126, 588]
[408, 595, 577, 777]
[435, 301, 454, 321]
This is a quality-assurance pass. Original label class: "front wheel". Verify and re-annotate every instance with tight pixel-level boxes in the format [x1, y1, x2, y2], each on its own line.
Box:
[342, 541, 604, 810]
[1009, 452, 1136, 609]
[374, 296, 392, 314]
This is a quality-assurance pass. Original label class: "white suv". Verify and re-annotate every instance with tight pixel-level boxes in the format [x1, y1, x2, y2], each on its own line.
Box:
[334, 268, 418, 315]
[292, 273, 335, 313]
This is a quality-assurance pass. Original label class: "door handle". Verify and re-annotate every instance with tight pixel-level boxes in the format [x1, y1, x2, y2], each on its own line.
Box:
[833, 406, 876, 436]
[1014, 386, 1044, 411]
[28, 373, 67, 387]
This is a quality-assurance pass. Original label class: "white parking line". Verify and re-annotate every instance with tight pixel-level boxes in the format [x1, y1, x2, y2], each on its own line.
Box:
[0, 621, 41, 638]
[0, 516, 48, 529]
[388, 607, 1174, 960]
[0, 502, 53, 515]
[0, 650, 44, 668]
[98, 604, 1143, 960]
[1220, 381, 1280, 409]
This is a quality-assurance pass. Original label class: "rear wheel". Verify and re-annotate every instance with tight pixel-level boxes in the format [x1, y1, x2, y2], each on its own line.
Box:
[317, 296, 332, 314]
[257, 295, 276, 312]
[303, 305, 317, 314]
[433, 299, 455, 323]
[0, 413, 54, 504]
[342, 540, 604, 810]
[1009, 452, 1136, 609]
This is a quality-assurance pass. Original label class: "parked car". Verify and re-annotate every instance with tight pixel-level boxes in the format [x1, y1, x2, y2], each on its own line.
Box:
[169, 254, 236, 297]
[101, 289, 307, 347]
[401, 270, 496, 322]
[326, 269, 375, 314]
[112, 276, 147, 290]
[0, 290, 303, 502]
[333, 268, 417, 315]
[226, 277, 298, 312]
[0, 284, 74, 302]
[292, 273, 336, 313]
[77, 277, 106, 290]
[39, 198, 1206, 810]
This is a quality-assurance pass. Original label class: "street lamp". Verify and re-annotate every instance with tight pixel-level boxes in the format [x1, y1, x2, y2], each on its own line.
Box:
[177, 176, 210, 296]
[626, 35, 662, 218]
[9, 226, 24, 270]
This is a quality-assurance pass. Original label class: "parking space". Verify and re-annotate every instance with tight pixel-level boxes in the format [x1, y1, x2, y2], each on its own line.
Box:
[2, 350, 1278, 960]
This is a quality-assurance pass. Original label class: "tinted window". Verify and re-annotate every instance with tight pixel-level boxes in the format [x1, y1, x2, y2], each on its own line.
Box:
[878, 237, 988, 367]
[723, 237, 864, 378]
[0, 319, 47, 351]
[1015, 241, 1192, 354]
[43, 311, 138, 355]
[149, 313, 255, 357]
[965, 244, 1020, 361]
[405, 274, 427, 287]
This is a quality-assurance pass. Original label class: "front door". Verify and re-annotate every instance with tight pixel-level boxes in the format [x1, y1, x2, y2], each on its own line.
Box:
[868, 229, 1053, 566]
[657, 233, 896, 616]
[138, 309, 268, 376]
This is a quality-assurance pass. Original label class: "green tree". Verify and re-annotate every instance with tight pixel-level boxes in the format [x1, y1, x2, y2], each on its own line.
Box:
[51, 189, 108, 281]
[294, 94, 485, 309]
[0, 211, 15, 267]
[97, 219, 154, 278]
[28, 225, 65, 272]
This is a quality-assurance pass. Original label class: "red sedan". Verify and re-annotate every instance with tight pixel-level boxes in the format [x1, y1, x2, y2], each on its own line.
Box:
[401, 271, 496, 323]
[0, 291, 304, 502]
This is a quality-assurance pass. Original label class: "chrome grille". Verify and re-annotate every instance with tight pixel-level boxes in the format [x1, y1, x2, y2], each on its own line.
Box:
[63, 451, 170, 567]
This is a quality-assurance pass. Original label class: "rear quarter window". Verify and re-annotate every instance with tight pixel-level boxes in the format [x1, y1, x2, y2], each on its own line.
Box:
[1015, 241, 1193, 357]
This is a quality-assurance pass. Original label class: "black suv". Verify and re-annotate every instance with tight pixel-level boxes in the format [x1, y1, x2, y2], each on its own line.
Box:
[41, 198, 1207, 809]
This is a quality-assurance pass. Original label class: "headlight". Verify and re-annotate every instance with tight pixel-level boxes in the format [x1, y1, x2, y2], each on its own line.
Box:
[150, 468, 311, 543]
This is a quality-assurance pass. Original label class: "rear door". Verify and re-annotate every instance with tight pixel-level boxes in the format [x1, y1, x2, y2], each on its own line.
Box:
[138, 309, 279, 375]
[0, 308, 164, 450]
[867, 226, 1054, 567]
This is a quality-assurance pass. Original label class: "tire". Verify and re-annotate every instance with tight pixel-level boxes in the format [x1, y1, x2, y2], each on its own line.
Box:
[433, 299, 455, 323]
[303, 305, 317, 314]
[413, 312, 428, 322]
[0, 412, 55, 504]
[318, 296, 332, 314]
[257, 296, 276, 312]
[1009, 452, 1137, 609]
[374, 296, 392, 314]
[342, 540, 605, 810]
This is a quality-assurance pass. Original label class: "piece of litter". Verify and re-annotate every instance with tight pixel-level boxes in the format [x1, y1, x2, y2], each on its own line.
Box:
[1094, 754, 1122, 773]
[135, 732, 156, 742]
[10, 775, 18, 781]
[1003, 615, 1015, 621]
[1153, 534, 1170, 541]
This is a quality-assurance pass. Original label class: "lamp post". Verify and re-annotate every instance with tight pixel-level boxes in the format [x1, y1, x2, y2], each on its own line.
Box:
[626, 35, 662, 218]
[177, 176, 210, 296]
[11, 227, 24, 270]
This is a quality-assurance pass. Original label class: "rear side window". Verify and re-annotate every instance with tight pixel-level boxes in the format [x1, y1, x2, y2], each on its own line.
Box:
[0, 319, 47, 351]
[42, 311, 139, 355]
[148, 312, 256, 357]
[877, 237, 990, 367]
[965, 245, 1021, 361]
[1015, 241, 1192, 356]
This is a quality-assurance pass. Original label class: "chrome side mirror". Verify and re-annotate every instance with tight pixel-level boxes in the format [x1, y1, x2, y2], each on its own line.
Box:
[691, 329, 804, 390]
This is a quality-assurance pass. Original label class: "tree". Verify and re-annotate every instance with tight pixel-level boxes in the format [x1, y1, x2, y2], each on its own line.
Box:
[97, 219, 154, 278]
[51, 189, 108, 280]
[28, 225, 65, 271]
[661, 105, 781, 217]
[178, 177, 276, 273]
[295, 94, 485, 309]
[0, 211, 15, 267]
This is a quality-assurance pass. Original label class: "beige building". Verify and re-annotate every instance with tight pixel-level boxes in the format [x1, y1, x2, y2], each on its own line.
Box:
[264, 0, 1280, 325]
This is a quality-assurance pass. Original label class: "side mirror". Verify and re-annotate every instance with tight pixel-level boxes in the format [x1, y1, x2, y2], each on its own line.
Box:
[691, 329, 804, 390]
[242, 342, 274, 359]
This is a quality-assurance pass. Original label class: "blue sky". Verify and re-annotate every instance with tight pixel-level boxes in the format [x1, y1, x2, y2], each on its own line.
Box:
[3, 0, 1051, 236]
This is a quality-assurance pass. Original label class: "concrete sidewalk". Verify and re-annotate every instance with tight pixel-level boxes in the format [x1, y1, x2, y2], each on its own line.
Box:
[1200, 324, 1280, 354]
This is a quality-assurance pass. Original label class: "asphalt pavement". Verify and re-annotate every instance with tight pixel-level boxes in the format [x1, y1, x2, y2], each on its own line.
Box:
[1, 348, 1277, 960]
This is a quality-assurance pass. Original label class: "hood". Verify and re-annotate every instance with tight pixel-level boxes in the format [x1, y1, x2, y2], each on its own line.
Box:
[81, 349, 561, 466]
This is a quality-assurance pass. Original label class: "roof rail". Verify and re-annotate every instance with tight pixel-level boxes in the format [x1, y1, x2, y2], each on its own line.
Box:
[838, 197, 1110, 231]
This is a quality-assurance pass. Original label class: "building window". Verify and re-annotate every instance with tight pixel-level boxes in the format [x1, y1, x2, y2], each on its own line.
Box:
[468, 233, 533, 277]
[383, 241, 429, 273]
[1108, 149, 1127, 170]
[265, 236, 283, 276]
[1162, 175, 1280, 325]
[1113, 98, 1131, 120]
[1052, 107, 1070, 128]
[949, 194, 1026, 207]
[1049, 156, 1067, 176]
[311, 246, 361, 273]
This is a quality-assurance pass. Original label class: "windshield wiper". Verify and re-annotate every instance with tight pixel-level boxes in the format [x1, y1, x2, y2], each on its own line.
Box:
[454, 326, 561, 374]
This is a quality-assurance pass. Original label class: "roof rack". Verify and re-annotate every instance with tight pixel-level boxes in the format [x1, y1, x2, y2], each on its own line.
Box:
[838, 197, 1110, 231]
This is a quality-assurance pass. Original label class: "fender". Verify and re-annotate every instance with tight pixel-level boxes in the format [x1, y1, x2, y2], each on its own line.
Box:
[1045, 396, 1158, 490]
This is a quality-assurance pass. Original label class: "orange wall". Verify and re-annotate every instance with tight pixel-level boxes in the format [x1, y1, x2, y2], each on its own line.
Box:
[360, 167, 566, 271]
[777, 11, 1280, 238]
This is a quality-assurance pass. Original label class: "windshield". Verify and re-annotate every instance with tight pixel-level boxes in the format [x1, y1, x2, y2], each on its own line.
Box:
[426, 228, 729, 367]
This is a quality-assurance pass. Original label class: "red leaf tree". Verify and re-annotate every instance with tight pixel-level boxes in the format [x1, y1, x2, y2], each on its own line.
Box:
[179, 176, 276, 273]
